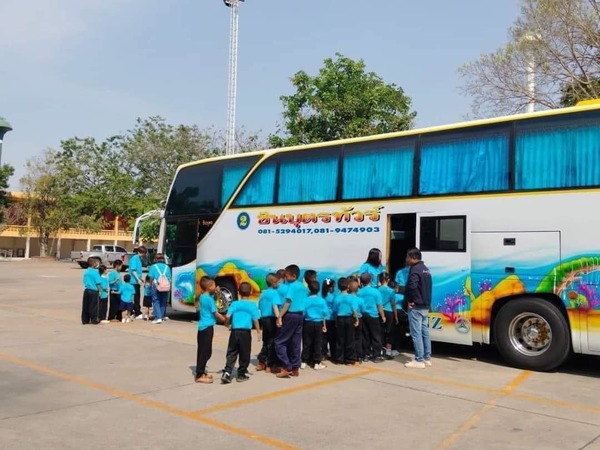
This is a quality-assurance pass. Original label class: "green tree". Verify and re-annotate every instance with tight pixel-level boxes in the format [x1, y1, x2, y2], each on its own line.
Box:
[54, 136, 142, 225]
[20, 117, 263, 246]
[459, 0, 600, 117]
[118, 116, 219, 205]
[269, 53, 416, 147]
[20, 150, 93, 257]
[138, 216, 161, 243]
[208, 126, 266, 154]
[0, 164, 14, 225]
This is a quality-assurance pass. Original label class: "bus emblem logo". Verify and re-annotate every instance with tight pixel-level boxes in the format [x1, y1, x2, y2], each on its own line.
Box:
[455, 318, 471, 334]
[237, 212, 250, 230]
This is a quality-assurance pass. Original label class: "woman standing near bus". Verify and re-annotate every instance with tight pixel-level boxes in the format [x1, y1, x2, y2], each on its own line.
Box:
[148, 253, 172, 324]
[357, 248, 385, 286]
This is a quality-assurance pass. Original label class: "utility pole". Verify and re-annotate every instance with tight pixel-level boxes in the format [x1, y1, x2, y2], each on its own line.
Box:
[224, 0, 244, 155]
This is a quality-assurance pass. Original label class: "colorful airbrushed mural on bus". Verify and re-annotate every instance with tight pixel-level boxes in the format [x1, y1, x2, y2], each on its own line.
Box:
[170, 196, 600, 351]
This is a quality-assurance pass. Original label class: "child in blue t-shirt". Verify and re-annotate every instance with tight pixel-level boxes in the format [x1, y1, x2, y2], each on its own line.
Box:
[221, 282, 261, 384]
[378, 272, 398, 359]
[321, 278, 336, 361]
[81, 257, 102, 325]
[349, 278, 367, 362]
[274, 264, 308, 378]
[395, 266, 412, 341]
[194, 277, 225, 384]
[107, 260, 123, 321]
[142, 275, 152, 321]
[333, 277, 359, 365]
[301, 280, 328, 370]
[358, 272, 386, 362]
[256, 273, 283, 373]
[120, 274, 136, 323]
[98, 265, 110, 323]
[276, 269, 288, 303]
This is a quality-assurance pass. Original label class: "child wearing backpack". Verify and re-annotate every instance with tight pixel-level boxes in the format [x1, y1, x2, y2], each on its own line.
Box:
[149, 253, 171, 324]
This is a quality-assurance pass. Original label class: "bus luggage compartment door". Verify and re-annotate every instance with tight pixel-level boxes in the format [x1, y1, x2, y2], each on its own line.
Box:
[471, 231, 564, 346]
[416, 213, 471, 345]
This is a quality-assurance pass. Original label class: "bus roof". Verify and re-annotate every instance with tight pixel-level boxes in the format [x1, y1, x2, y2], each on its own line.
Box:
[177, 100, 600, 171]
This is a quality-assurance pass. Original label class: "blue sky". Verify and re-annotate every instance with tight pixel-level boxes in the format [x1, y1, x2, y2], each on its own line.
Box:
[1, 0, 520, 186]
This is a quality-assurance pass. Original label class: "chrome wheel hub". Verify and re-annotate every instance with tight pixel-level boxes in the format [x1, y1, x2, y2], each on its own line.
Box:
[508, 312, 552, 356]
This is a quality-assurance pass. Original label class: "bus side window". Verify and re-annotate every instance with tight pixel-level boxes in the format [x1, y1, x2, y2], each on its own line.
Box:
[420, 216, 466, 252]
[233, 161, 276, 206]
[278, 150, 339, 204]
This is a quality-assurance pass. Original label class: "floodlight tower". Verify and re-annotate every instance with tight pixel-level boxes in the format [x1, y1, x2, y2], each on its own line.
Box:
[224, 0, 244, 155]
[0, 117, 12, 165]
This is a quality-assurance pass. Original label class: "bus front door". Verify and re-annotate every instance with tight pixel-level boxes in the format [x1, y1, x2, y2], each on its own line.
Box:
[416, 213, 472, 346]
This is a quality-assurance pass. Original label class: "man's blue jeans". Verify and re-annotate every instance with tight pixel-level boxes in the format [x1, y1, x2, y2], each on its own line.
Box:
[408, 308, 431, 362]
[152, 287, 168, 320]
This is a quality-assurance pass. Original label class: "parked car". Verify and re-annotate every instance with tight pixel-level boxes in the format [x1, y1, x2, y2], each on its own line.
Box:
[70, 245, 134, 269]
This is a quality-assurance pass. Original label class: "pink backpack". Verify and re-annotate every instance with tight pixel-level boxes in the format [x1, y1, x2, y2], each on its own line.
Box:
[155, 265, 171, 292]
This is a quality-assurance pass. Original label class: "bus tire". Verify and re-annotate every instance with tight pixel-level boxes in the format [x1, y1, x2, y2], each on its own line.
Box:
[215, 278, 237, 314]
[494, 298, 571, 371]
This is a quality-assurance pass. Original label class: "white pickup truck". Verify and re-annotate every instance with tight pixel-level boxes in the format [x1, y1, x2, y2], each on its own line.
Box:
[70, 245, 134, 269]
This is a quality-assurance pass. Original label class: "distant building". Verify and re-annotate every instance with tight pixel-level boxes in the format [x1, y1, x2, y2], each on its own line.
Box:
[0, 191, 136, 259]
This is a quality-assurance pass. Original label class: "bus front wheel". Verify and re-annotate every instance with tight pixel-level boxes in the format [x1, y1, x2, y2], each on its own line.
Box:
[494, 298, 571, 371]
[215, 278, 237, 314]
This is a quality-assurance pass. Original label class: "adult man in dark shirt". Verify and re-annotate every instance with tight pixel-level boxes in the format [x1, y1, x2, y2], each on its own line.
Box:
[403, 248, 432, 369]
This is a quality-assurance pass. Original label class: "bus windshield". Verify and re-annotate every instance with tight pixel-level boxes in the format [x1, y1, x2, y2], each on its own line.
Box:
[165, 156, 261, 217]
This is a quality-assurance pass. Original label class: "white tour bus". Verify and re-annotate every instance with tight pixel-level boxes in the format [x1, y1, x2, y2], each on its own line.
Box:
[159, 99, 600, 371]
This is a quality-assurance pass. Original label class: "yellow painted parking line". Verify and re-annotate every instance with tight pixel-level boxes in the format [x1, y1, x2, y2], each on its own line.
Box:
[509, 391, 600, 414]
[371, 365, 600, 415]
[369, 365, 499, 394]
[6, 301, 600, 418]
[193, 369, 376, 416]
[0, 352, 297, 449]
[437, 371, 532, 450]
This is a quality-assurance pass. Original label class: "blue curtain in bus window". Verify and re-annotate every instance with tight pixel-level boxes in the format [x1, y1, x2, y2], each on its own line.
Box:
[221, 160, 255, 205]
[419, 135, 509, 194]
[343, 146, 413, 199]
[233, 162, 276, 206]
[278, 156, 338, 203]
[515, 124, 600, 189]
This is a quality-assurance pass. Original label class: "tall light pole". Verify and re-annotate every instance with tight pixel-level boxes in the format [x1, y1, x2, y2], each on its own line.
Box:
[523, 32, 539, 114]
[526, 59, 535, 114]
[0, 117, 12, 165]
[224, 0, 244, 155]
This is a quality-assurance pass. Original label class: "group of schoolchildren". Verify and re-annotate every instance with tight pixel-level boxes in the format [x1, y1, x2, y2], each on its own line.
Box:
[81, 257, 136, 324]
[194, 248, 410, 385]
[81, 249, 172, 325]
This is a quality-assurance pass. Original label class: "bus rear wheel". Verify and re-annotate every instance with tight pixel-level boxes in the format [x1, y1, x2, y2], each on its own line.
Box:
[494, 298, 571, 371]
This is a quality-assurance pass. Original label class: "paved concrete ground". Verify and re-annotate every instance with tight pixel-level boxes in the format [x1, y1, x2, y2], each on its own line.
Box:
[1, 260, 600, 450]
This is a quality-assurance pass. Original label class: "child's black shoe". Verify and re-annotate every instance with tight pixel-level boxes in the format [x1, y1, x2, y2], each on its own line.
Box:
[236, 374, 250, 382]
[221, 372, 232, 384]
